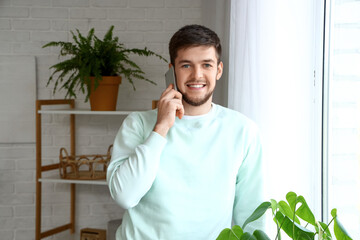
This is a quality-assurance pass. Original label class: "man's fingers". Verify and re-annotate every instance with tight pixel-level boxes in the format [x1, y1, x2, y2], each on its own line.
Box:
[176, 106, 184, 119]
[174, 99, 184, 119]
[172, 90, 182, 101]
[160, 84, 173, 98]
[160, 86, 182, 104]
[172, 99, 184, 119]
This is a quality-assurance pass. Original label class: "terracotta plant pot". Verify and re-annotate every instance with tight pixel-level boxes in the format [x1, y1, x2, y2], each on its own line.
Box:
[89, 76, 122, 111]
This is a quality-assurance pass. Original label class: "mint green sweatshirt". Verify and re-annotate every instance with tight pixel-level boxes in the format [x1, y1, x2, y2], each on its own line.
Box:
[107, 104, 264, 240]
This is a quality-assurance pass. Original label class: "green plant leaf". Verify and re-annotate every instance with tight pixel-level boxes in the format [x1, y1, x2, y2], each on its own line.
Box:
[275, 211, 315, 240]
[285, 192, 316, 227]
[294, 196, 316, 226]
[242, 201, 271, 230]
[286, 192, 298, 212]
[278, 200, 300, 224]
[331, 209, 353, 240]
[217, 228, 232, 240]
[232, 225, 243, 238]
[270, 199, 278, 215]
[216, 226, 243, 240]
[240, 232, 256, 240]
[253, 230, 271, 240]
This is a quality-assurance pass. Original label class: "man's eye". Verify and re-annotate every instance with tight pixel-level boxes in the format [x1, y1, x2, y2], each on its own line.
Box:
[204, 64, 212, 68]
[182, 64, 190, 68]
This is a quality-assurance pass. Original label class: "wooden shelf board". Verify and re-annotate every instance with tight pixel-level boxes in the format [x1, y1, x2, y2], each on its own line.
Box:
[38, 109, 134, 115]
[39, 175, 107, 185]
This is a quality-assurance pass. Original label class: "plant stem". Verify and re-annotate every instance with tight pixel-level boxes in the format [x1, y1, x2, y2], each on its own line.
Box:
[292, 206, 296, 239]
[275, 224, 281, 240]
[323, 216, 335, 233]
[275, 211, 285, 240]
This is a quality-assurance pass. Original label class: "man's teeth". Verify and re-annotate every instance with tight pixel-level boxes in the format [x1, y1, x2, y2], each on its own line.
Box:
[188, 84, 204, 88]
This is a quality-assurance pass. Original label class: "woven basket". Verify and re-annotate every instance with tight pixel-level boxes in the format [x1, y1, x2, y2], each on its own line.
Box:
[59, 145, 112, 180]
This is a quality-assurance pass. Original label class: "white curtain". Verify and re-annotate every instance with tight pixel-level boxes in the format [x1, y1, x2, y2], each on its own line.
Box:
[228, 0, 324, 227]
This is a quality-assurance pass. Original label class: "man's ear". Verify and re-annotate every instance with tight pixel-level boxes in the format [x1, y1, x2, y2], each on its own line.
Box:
[216, 61, 223, 80]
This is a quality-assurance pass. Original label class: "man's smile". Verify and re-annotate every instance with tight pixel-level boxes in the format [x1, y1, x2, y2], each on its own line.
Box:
[186, 82, 207, 89]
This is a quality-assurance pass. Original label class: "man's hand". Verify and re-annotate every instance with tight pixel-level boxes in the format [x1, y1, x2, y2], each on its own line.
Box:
[154, 84, 184, 137]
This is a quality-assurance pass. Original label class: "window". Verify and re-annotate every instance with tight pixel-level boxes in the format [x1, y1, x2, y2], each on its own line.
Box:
[323, 0, 360, 237]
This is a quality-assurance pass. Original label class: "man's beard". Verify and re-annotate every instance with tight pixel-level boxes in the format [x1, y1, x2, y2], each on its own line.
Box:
[179, 89, 214, 106]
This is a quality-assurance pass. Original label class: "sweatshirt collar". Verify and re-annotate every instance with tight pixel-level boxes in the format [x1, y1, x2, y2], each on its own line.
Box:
[181, 103, 216, 120]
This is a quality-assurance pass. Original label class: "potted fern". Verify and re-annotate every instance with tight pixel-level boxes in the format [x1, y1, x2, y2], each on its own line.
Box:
[43, 25, 167, 111]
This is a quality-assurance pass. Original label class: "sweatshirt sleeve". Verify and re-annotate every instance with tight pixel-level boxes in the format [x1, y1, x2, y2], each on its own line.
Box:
[107, 112, 167, 209]
[233, 124, 265, 233]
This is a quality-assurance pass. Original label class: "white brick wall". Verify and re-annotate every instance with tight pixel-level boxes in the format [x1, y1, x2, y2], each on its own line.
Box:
[0, 0, 203, 239]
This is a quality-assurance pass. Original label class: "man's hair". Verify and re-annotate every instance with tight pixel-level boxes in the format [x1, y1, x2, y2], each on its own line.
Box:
[169, 24, 222, 65]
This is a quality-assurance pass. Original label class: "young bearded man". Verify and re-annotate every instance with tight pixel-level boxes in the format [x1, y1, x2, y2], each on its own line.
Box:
[107, 24, 264, 240]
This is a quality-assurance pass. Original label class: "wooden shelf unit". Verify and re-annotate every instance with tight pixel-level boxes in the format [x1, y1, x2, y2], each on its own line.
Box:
[35, 99, 131, 240]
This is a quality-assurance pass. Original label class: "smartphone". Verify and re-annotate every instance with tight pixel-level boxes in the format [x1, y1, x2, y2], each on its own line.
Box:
[165, 66, 177, 91]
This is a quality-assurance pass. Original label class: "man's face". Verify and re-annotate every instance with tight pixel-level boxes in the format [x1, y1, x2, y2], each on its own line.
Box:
[174, 46, 223, 107]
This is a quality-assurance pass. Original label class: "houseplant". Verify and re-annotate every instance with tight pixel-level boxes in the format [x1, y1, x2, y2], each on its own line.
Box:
[217, 191, 353, 240]
[43, 25, 167, 110]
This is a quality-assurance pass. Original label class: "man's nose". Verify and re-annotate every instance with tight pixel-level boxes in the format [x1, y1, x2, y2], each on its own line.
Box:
[192, 66, 204, 80]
